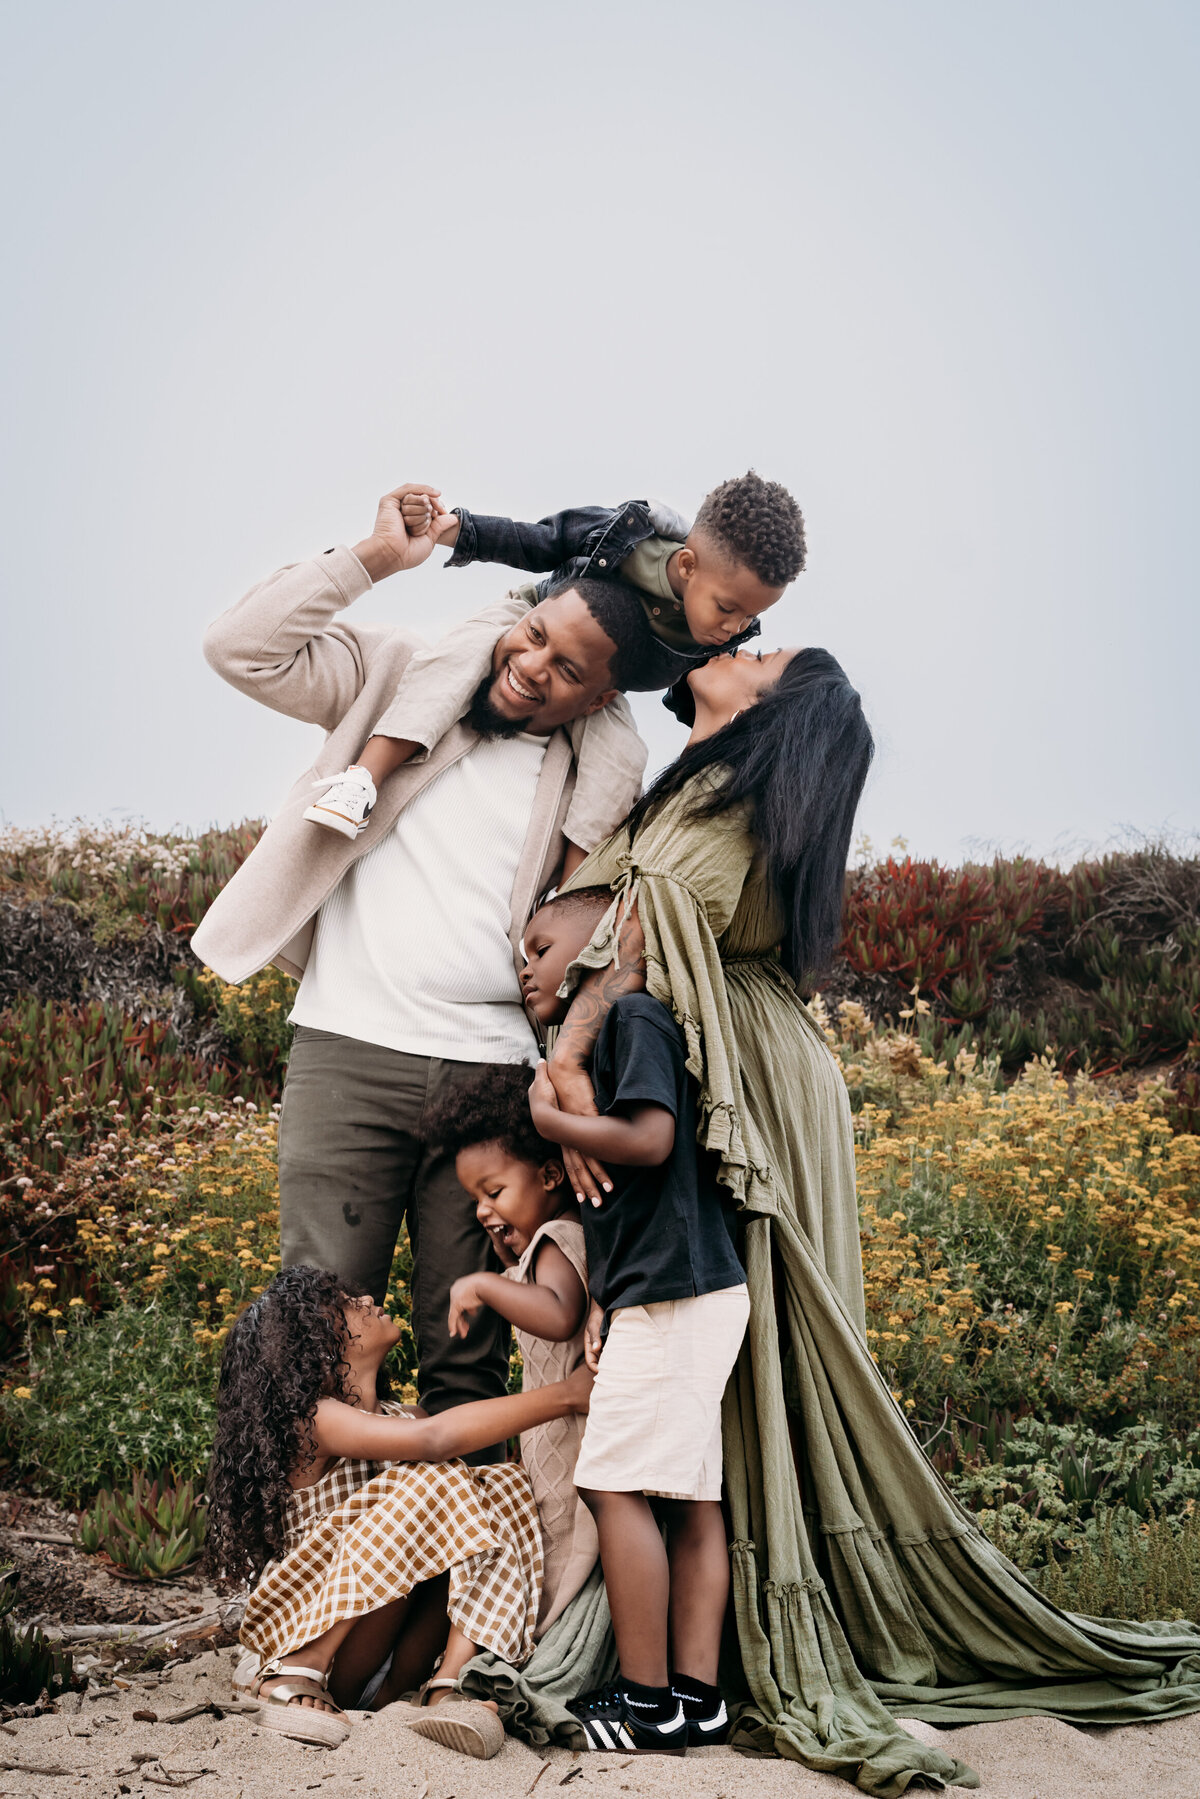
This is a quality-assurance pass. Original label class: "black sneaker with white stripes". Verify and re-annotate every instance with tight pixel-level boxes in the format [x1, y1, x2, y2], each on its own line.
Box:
[569, 1683, 688, 1756]
[679, 1692, 730, 1747]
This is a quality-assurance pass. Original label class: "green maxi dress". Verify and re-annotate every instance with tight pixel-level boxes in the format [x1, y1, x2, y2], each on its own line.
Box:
[462, 786, 1200, 1795]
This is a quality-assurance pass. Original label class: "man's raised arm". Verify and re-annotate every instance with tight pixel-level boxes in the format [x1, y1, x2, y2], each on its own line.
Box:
[201, 483, 444, 731]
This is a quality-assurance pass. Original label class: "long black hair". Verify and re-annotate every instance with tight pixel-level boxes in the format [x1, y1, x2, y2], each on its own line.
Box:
[627, 648, 873, 987]
[203, 1265, 389, 1586]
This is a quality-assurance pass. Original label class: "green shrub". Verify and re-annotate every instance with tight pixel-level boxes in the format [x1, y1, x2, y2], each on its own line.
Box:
[1, 1303, 218, 1501]
[1016, 1506, 1200, 1623]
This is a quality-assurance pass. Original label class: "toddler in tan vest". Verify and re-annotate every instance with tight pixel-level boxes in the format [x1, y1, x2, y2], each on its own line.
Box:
[424, 1064, 597, 1636]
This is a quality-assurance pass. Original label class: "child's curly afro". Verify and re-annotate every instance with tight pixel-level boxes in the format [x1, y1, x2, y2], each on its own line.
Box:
[423, 1063, 558, 1167]
[694, 469, 806, 587]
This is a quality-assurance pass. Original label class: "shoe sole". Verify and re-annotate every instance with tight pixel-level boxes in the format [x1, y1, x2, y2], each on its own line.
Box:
[303, 803, 364, 841]
[260, 1702, 350, 1748]
[578, 1723, 687, 1756]
[407, 1703, 505, 1760]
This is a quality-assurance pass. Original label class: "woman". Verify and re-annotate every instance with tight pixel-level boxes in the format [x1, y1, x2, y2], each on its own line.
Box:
[205, 1264, 591, 1758]
[461, 648, 1200, 1792]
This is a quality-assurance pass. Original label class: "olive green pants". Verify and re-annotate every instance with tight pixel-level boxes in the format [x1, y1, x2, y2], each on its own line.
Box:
[278, 1026, 511, 1427]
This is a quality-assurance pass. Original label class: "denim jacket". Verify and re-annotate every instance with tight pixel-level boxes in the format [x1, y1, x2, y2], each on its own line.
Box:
[447, 497, 683, 585]
[445, 498, 763, 681]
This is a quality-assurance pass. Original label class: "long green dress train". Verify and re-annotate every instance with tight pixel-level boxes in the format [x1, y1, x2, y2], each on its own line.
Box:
[462, 786, 1200, 1796]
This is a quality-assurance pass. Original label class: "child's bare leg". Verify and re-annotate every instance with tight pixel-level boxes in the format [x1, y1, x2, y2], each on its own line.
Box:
[355, 734, 422, 786]
[426, 1622, 496, 1710]
[371, 1573, 498, 1715]
[326, 1594, 413, 1709]
[579, 1487, 669, 1685]
[658, 1498, 728, 1685]
[373, 1572, 453, 1705]
[258, 1614, 361, 1713]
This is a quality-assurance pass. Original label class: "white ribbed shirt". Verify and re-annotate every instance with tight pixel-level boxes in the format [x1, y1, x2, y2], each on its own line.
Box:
[290, 733, 548, 1063]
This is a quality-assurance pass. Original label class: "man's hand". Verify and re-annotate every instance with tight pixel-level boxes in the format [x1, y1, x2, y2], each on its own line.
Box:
[352, 483, 454, 582]
[400, 490, 461, 550]
[583, 1300, 605, 1375]
[547, 1061, 612, 1207]
[448, 1274, 489, 1340]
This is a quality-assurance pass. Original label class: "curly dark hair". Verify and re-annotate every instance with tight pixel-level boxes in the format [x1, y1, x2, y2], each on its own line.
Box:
[204, 1265, 387, 1586]
[693, 470, 807, 587]
[423, 1064, 558, 1167]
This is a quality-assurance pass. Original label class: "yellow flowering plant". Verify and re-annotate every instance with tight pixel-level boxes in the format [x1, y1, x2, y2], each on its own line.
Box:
[854, 1063, 1200, 1430]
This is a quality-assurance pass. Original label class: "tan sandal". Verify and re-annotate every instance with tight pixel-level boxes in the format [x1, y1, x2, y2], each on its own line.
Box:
[251, 1657, 350, 1749]
[406, 1675, 505, 1759]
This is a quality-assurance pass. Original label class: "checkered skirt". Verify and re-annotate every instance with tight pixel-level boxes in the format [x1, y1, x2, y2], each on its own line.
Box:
[241, 1418, 543, 1668]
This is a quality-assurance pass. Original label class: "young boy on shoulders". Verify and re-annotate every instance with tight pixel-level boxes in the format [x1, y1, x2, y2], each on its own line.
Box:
[304, 473, 806, 849]
[519, 886, 750, 1757]
[422, 1064, 598, 1638]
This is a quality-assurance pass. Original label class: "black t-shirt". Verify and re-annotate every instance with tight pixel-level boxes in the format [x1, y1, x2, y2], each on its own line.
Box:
[583, 993, 746, 1317]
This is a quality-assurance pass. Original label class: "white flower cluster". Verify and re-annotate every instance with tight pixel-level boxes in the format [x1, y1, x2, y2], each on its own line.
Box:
[1, 819, 194, 885]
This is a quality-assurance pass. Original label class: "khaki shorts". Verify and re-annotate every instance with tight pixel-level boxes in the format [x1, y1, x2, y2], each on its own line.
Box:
[573, 1285, 750, 1502]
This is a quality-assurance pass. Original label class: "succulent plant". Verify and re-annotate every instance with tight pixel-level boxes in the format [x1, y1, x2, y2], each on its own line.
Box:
[0, 1563, 74, 1702]
[0, 995, 273, 1144]
[77, 1471, 208, 1579]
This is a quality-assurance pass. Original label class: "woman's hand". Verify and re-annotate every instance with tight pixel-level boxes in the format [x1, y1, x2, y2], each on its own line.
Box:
[564, 1360, 595, 1414]
[583, 1300, 605, 1374]
[448, 1274, 488, 1340]
[547, 1061, 612, 1207]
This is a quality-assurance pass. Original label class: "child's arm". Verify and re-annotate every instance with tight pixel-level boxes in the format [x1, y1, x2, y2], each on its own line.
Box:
[529, 1060, 674, 1167]
[439, 504, 618, 574]
[448, 1241, 587, 1343]
[370, 588, 537, 754]
[311, 1364, 591, 1464]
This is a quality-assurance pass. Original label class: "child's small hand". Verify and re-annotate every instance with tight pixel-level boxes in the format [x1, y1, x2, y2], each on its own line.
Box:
[529, 1059, 561, 1131]
[399, 490, 438, 538]
[448, 1274, 487, 1339]
[399, 489, 461, 548]
[583, 1299, 605, 1374]
[564, 1359, 595, 1414]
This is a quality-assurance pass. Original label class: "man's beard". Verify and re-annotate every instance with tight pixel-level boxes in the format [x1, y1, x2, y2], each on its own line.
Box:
[465, 669, 528, 740]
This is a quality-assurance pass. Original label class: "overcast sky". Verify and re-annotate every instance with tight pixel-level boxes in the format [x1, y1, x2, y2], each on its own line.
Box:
[2, 1, 1196, 865]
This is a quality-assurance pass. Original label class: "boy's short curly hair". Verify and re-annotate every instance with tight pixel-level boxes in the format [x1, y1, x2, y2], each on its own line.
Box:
[423, 1064, 557, 1167]
[694, 470, 806, 587]
[531, 884, 614, 930]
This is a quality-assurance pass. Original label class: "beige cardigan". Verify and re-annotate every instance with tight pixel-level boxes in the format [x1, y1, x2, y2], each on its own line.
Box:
[191, 546, 645, 986]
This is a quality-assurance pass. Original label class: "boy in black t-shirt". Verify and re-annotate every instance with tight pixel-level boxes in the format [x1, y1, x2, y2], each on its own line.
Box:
[521, 888, 750, 1756]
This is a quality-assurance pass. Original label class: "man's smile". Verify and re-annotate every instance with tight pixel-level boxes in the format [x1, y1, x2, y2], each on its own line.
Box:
[503, 661, 540, 706]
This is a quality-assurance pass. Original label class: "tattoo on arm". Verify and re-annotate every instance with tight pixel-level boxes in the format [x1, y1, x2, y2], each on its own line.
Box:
[553, 906, 646, 1069]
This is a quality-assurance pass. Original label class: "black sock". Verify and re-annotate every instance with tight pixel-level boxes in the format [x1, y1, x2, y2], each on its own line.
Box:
[670, 1673, 723, 1718]
[620, 1678, 677, 1724]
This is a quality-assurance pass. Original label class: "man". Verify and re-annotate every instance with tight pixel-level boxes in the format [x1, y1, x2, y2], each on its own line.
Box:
[193, 482, 650, 1425]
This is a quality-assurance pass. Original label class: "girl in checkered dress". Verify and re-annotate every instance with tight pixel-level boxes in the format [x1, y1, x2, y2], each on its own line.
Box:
[205, 1264, 592, 1756]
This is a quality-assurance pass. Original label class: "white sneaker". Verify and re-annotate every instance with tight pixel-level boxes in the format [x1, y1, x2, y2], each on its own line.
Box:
[303, 768, 377, 839]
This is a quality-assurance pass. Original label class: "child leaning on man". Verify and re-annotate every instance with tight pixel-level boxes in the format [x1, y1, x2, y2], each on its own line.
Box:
[424, 887, 750, 1757]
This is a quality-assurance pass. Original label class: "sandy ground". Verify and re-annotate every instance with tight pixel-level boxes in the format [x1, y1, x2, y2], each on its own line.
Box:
[2, 1649, 1199, 1799]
